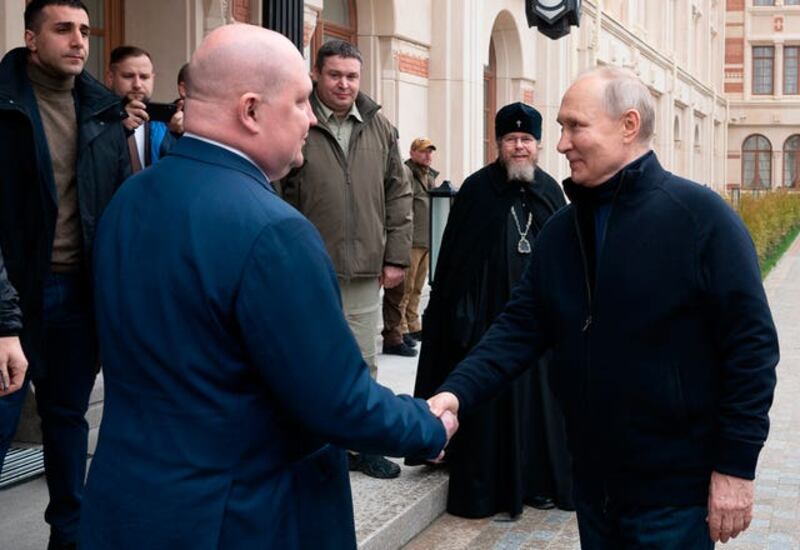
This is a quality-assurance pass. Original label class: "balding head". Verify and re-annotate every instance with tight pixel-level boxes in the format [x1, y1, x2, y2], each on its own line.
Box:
[183, 25, 316, 180]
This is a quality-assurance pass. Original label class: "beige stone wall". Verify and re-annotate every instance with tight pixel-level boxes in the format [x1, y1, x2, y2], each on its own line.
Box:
[0, 0, 731, 189]
[725, 0, 800, 189]
[1, 0, 25, 54]
[298, 0, 728, 189]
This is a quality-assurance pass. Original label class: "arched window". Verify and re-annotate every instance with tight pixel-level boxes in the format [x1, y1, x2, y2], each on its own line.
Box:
[784, 135, 800, 188]
[312, 0, 357, 62]
[742, 134, 772, 189]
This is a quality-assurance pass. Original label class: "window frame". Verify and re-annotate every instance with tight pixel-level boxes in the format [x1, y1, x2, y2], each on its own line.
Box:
[784, 135, 800, 188]
[784, 46, 800, 95]
[752, 45, 775, 95]
[311, 0, 358, 65]
[742, 134, 773, 189]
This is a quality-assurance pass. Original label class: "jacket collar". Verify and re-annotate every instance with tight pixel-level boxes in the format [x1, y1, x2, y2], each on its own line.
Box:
[167, 136, 272, 192]
[0, 47, 124, 123]
[563, 150, 661, 206]
[405, 158, 439, 182]
[310, 85, 381, 133]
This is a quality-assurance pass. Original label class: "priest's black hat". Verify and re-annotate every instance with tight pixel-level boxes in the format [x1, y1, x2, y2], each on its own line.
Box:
[495, 102, 542, 140]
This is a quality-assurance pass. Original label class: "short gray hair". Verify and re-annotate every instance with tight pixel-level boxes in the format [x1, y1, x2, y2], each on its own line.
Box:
[581, 65, 655, 144]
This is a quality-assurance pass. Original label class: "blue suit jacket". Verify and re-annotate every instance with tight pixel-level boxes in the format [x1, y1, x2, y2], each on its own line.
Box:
[80, 137, 446, 549]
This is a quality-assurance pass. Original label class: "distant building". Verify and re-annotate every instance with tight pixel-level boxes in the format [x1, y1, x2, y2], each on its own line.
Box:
[2, 0, 730, 189]
[725, 0, 800, 190]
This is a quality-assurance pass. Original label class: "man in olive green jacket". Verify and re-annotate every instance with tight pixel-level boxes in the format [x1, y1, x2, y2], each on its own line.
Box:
[279, 40, 411, 479]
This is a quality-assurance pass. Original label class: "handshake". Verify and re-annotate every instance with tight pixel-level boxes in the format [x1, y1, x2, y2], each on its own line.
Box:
[427, 391, 461, 462]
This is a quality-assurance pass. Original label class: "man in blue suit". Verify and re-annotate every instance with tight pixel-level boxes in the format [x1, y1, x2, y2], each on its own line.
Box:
[79, 24, 456, 549]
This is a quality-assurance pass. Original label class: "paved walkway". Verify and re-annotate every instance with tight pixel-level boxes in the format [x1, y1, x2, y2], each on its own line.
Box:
[406, 234, 800, 550]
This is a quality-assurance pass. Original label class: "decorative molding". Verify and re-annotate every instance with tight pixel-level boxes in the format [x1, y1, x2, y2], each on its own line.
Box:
[395, 52, 429, 78]
[726, 0, 744, 12]
[774, 16, 784, 32]
[522, 89, 534, 105]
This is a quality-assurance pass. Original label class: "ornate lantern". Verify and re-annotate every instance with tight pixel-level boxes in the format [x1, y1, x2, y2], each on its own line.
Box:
[525, 0, 582, 40]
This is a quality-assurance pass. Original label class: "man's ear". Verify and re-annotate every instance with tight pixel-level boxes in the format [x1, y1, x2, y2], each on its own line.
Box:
[310, 67, 319, 82]
[105, 69, 113, 88]
[238, 93, 261, 134]
[621, 109, 642, 144]
[24, 29, 37, 53]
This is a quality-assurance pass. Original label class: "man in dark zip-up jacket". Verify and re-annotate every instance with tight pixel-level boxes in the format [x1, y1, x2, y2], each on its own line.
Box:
[430, 66, 778, 548]
[0, 2, 131, 548]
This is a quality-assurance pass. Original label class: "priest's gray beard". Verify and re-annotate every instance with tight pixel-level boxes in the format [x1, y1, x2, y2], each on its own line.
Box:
[504, 160, 535, 183]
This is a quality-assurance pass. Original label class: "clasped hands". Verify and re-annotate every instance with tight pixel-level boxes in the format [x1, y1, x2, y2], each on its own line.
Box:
[426, 391, 461, 462]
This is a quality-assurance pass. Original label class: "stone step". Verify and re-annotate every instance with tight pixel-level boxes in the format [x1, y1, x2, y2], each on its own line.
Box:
[353, 462, 448, 550]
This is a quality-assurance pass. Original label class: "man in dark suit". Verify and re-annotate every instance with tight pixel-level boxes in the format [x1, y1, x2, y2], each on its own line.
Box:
[79, 24, 456, 550]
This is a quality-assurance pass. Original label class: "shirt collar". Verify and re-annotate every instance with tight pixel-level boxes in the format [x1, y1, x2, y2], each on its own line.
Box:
[315, 91, 362, 123]
[183, 132, 269, 183]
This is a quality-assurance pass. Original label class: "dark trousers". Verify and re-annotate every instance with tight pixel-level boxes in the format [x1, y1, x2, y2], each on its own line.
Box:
[574, 480, 715, 550]
[0, 272, 98, 546]
[381, 280, 405, 346]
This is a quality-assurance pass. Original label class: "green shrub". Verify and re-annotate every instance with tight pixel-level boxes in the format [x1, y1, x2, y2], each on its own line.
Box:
[732, 190, 800, 276]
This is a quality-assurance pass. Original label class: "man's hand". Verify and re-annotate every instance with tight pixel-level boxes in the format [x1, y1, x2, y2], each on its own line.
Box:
[428, 391, 459, 418]
[0, 336, 28, 396]
[428, 400, 459, 463]
[123, 99, 149, 131]
[380, 265, 405, 289]
[168, 100, 184, 134]
[707, 470, 754, 543]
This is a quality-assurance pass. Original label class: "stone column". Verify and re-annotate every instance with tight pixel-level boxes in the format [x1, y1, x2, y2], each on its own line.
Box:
[428, 0, 484, 185]
[775, 42, 784, 96]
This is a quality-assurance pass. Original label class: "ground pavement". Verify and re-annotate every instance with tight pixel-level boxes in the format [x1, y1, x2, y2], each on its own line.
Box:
[1, 236, 799, 549]
[404, 234, 800, 549]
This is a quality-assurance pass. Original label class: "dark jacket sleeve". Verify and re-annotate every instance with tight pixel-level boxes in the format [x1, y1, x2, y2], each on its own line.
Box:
[0, 247, 23, 337]
[437, 244, 552, 411]
[700, 195, 779, 480]
[382, 128, 413, 268]
[234, 215, 446, 459]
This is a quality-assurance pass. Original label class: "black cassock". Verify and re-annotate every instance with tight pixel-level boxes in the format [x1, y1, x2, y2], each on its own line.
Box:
[413, 161, 573, 518]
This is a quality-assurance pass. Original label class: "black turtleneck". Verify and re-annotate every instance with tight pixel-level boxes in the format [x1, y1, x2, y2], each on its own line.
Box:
[565, 151, 653, 268]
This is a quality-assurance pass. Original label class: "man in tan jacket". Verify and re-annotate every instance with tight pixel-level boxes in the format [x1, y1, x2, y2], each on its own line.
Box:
[279, 39, 411, 479]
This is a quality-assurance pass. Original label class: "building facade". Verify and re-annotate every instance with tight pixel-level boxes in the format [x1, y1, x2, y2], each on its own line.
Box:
[724, 0, 800, 190]
[2, 0, 730, 189]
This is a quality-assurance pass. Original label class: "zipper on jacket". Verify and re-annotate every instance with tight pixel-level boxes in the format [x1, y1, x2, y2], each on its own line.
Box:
[572, 171, 626, 447]
[573, 213, 594, 333]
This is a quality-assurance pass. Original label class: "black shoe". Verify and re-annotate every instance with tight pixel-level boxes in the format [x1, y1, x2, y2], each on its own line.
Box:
[529, 495, 556, 510]
[402, 334, 418, 348]
[383, 342, 418, 357]
[348, 452, 362, 471]
[357, 454, 401, 479]
[407, 330, 423, 342]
